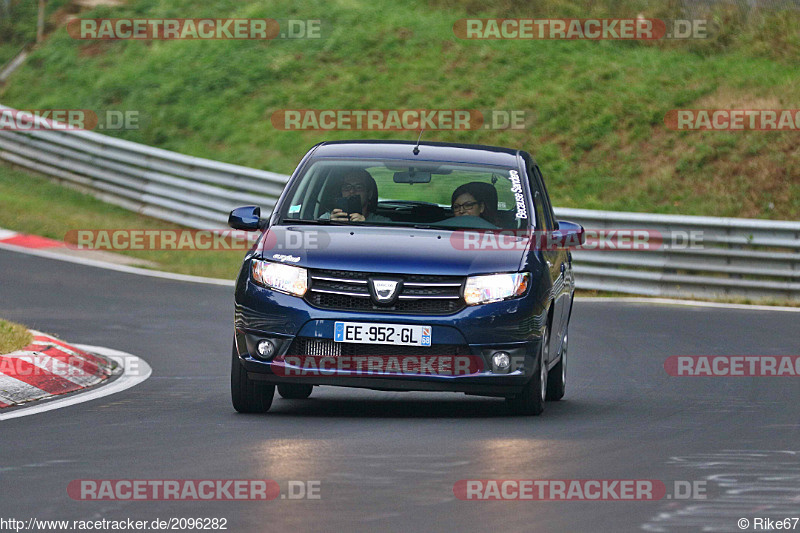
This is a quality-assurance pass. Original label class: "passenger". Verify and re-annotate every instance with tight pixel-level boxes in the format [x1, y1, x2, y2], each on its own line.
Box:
[451, 182, 499, 226]
[323, 169, 390, 223]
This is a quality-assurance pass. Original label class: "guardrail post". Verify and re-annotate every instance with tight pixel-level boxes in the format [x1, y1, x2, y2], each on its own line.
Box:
[37, 0, 46, 44]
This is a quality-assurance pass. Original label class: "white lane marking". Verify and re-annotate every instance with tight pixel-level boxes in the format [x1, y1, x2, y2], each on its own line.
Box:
[0, 229, 19, 240]
[641, 450, 800, 531]
[0, 374, 50, 404]
[0, 345, 151, 421]
[576, 296, 800, 313]
[0, 241, 234, 287]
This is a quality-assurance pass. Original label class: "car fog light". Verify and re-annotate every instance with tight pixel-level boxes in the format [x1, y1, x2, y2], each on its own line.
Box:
[257, 340, 276, 359]
[492, 351, 511, 370]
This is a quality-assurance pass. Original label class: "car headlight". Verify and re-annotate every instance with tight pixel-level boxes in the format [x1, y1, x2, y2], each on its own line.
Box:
[463, 273, 529, 306]
[251, 259, 308, 297]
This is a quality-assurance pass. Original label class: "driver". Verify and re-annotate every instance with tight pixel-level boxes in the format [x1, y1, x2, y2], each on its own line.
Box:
[451, 182, 499, 226]
[322, 169, 390, 223]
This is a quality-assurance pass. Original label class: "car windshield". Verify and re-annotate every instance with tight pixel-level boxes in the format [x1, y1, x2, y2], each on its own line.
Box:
[279, 159, 531, 230]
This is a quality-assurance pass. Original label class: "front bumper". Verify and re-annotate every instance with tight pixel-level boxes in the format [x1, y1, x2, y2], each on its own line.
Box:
[235, 329, 541, 396]
[234, 278, 548, 396]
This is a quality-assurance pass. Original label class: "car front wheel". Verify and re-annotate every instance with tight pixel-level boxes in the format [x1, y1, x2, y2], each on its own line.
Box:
[231, 339, 275, 413]
[506, 327, 549, 416]
[546, 328, 567, 401]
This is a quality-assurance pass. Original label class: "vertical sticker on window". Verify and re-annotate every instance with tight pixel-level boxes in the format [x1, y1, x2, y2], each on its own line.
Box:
[508, 170, 528, 219]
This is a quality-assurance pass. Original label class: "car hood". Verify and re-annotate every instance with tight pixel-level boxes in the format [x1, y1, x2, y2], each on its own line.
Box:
[258, 225, 528, 275]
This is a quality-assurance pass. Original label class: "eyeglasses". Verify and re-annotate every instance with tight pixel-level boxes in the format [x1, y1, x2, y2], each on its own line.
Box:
[452, 201, 479, 212]
[342, 183, 366, 193]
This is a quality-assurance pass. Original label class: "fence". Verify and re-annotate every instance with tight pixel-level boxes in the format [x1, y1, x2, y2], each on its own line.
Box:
[1, 105, 798, 301]
[678, 0, 800, 18]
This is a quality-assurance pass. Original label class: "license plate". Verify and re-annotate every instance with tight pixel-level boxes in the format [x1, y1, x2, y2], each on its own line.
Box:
[334, 322, 432, 347]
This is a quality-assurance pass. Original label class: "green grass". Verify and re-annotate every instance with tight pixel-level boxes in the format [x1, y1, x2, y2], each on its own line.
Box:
[0, 0, 72, 64]
[0, 41, 25, 68]
[1, 0, 800, 220]
[0, 165, 246, 279]
[0, 318, 32, 354]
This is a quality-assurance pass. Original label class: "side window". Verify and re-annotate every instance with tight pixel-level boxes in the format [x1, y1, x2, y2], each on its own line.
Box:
[530, 167, 553, 231]
[532, 188, 547, 231]
[533, 166, 557, 230]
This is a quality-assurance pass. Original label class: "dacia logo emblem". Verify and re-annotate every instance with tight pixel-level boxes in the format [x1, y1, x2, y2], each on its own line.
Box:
[370, 278, 401, 304]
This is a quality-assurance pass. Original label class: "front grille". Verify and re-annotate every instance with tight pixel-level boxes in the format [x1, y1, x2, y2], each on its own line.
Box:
[285, 337, 471, 357]
[305, 269, 465, 314]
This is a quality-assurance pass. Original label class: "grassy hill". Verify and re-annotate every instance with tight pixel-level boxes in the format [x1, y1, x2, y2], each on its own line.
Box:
[0, 0, 71, 64]
[1, 0, 799, 219]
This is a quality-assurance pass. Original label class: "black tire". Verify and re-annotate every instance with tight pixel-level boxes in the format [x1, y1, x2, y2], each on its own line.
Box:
[546, 328, 567, 401]
[231, 340, 275, 413]
[277, 384, 314, 399]
[507, 327, 549, 416]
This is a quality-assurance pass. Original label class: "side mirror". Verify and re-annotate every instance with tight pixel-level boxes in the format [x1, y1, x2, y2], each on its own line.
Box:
[553, 220, 585, 247]
[228, 206, 261, 231]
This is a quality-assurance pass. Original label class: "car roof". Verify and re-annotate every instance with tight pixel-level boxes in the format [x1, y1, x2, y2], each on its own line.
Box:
[310, 140, 526, 168]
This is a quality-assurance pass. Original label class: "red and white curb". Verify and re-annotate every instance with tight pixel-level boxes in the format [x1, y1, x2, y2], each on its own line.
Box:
[0, 331, 114, 408]
[0, 332, 151, 420]
[0, 229, 66, 250]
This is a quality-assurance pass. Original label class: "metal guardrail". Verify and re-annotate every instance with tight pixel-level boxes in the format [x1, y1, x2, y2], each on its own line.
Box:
[1, 105, 798, 301]
[555, 208, 800, 300]
[0, 105, 286, 229]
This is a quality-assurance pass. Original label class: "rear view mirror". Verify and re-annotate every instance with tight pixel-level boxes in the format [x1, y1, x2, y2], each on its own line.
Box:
[228, 206, 262, 231]
[393, 170, 432, 183]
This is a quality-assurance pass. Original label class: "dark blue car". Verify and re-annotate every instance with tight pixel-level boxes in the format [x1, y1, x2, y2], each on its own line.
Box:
[229, 141, 584, 415]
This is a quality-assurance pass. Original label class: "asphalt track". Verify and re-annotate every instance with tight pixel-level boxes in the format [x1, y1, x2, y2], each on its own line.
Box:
[0, 247, 798, 532]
